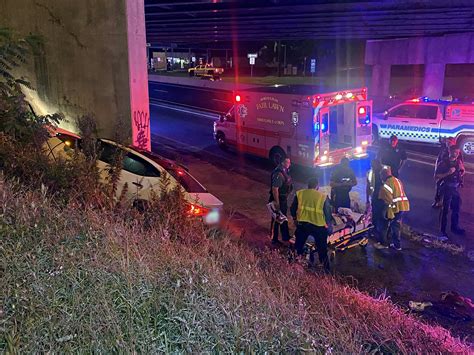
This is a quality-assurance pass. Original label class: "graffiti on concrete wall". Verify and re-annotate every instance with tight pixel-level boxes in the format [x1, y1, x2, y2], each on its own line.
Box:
[133, 110, 150, 150]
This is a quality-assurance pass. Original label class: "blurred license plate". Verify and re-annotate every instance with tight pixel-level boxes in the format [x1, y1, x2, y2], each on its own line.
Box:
[204, 209, 220, 224]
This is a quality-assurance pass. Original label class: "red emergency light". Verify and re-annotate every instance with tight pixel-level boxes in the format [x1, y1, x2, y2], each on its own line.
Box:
[235, 94, 241, 103]
[358, 107, 366, 115]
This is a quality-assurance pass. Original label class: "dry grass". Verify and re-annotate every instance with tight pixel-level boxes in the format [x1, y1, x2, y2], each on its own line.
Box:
[0, 177, 471, 353]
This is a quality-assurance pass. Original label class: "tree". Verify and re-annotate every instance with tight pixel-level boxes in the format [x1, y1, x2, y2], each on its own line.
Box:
[0, 28, 43, 95]
[0, 28, 61, 144]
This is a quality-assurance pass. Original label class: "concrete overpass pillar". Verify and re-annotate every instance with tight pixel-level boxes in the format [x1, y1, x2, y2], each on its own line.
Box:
[0, 0, 150, 150]
[422, 63, 446, 99]
[370, 64, 391, 97]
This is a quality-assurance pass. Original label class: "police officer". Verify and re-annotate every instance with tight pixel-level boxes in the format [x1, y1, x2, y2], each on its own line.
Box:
[269, 157, 293, 244]
[366, 158, 384, 235]
[435, 146, 465, 238]
[330, 157, 357, 211]
[290, 177, 333, 271]
[374, 166, 410, 251]
[432, 137, 463, 208]
[380, 135, 407, 178]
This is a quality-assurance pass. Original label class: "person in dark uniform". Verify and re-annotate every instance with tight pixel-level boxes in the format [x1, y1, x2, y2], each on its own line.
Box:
[379, 135, 407, 178]
[269, 157, 293, 244]
[330, 157, 357, 211]
[290, 177, 333, 272]
[436, 146, 465, 238]
[432, 137, 463, 208]
[366, 158, 384, 236]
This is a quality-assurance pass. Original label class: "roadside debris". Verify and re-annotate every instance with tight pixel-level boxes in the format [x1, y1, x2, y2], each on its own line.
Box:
[409, 301, 433, 312]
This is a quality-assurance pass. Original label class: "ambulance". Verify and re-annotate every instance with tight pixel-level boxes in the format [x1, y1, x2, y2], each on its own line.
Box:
[213, 85, 372, 167]
[373, 97, 474, 156]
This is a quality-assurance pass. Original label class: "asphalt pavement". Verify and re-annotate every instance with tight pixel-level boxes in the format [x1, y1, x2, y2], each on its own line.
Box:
[149, 81, 474, 246]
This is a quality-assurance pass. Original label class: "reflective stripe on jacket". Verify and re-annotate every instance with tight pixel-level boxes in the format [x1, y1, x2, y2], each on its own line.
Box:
[379, 176, 410, 219]
[367, 169, 375, 193]
[296, 189, 327, 227]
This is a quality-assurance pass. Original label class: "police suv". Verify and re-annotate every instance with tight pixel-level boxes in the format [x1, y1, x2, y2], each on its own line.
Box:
[373, 97, 474, 156]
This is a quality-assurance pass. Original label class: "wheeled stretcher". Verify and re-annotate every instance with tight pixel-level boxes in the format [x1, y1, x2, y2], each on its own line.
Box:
[289, 208, 372, 258]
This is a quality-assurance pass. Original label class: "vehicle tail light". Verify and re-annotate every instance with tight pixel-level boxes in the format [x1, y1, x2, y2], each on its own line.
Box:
[357, 106, 371, 125]
[187, 203, 209, 217]
[235, 94, 241, 103]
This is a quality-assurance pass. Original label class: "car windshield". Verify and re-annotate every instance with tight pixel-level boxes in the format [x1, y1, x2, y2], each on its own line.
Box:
[139, 150, 207, 193]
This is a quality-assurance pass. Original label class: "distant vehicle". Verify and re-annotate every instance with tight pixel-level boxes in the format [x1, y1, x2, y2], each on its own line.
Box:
[188, 64, 224, 80]
[372, 97, 474, 156]
[46, 133, 223, 224]
[213, 85, 373, 167]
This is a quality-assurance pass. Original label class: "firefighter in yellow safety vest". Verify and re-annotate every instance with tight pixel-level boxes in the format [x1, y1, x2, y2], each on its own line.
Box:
[373, 166, 410, 251]
[290, 177, 333, 271]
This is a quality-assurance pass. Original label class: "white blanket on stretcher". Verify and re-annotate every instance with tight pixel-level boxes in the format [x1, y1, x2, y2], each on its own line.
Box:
[331, 208, 365, 233]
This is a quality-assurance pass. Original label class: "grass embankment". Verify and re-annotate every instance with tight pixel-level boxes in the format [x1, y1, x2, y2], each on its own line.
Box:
[149, 70, 327, 86]
[1, 179, 471, 352]
[221, 75, 325, 86]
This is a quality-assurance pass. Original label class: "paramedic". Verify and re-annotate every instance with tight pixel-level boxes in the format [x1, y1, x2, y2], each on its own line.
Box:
[366, 158, 384, 233]
[374, 166, 410, 251]
[330, 157, 357, 211]
[290, 177, 333, 271]
[269, 157, 293, 244]
[379, 135, 407, 178]
[435, 146, 465, 238]
[432, 137, 463, 208]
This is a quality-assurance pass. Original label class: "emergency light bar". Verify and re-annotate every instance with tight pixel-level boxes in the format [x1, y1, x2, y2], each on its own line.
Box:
[408, 96, 455, 104]
[312, 88, 367, 107]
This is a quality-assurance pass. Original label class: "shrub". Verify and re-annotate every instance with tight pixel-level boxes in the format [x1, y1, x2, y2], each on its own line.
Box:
[0, 176, 470, 353]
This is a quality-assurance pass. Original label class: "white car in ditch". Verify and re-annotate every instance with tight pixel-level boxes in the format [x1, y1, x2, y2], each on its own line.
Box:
[46, 132, 223, 224]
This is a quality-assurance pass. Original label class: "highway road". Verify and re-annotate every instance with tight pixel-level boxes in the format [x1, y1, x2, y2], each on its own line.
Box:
[148, 81, 474, 340]
[149, 81, 474, 243]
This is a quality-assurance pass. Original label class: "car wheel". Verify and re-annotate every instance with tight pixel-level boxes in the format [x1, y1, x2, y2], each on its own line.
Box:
[216, 132, 226, 149]
[459, 136, 474, 156]
[269, 146, 286, 166]
[189, 71, 194, 77]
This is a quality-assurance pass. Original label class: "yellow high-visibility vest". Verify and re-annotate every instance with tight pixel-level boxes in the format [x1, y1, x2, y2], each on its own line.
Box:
[379, 176, 410, 219]
[296, 189, 327, 227]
